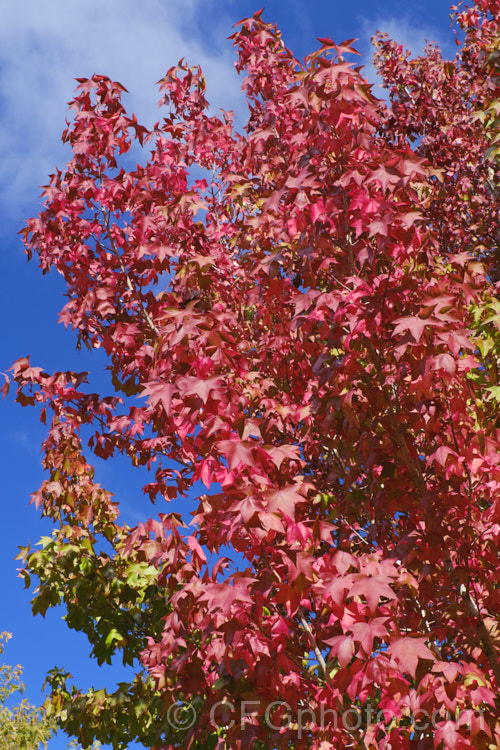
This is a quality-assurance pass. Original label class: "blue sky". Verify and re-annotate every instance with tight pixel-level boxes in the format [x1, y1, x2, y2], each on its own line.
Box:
[0, 1, 455, 747]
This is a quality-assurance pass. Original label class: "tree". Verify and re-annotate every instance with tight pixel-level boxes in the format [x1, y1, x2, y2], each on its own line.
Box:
[4, 1, 500, 747]
[0, 632, 53, 750]
[0, 632, 102, 750]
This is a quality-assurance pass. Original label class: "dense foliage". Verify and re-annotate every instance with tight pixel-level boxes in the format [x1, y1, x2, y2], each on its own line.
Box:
[5, 1, 500, 747]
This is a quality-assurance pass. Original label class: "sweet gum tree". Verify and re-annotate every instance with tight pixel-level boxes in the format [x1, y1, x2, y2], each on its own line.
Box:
[5, 0, 500, 747]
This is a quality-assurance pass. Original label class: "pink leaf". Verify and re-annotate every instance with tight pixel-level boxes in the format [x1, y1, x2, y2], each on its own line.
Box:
[389, 637, 435, 678]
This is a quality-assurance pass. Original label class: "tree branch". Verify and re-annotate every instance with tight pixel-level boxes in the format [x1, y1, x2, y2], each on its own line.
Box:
[297, 608, 328, 682]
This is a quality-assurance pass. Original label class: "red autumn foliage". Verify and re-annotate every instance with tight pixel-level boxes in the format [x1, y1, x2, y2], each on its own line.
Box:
[6, 2, 500, 748]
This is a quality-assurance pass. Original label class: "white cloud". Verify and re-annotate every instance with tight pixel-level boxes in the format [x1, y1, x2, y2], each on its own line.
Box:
[0, 0, 243, 226]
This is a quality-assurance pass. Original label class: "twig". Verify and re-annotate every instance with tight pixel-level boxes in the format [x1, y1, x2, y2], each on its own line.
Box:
[297, 607, 328, 682]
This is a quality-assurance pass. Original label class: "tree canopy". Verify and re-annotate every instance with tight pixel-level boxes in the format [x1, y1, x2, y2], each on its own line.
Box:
[5, 1, 500, 748]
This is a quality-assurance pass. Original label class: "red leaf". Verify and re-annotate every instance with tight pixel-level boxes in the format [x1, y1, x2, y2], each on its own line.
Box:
[199, 576, 256, 616]
[325, 635, 355, 667]
[216, 439, 255, 470]
[428, 445, 458, 467]
[186, 536, 207, 565]
[349, 574, 397, 613]
[392, 315, 429, 343]
[178, 375, 223, 404]
[433, 353, 456, 374]
[434, 721, 464, 750]
[265, 485, 305, 520]
[389, 637, 435, 678]
[350, 618, 388, 653]
[310, 200, 327, 223]
[142, 381, 175, 415]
